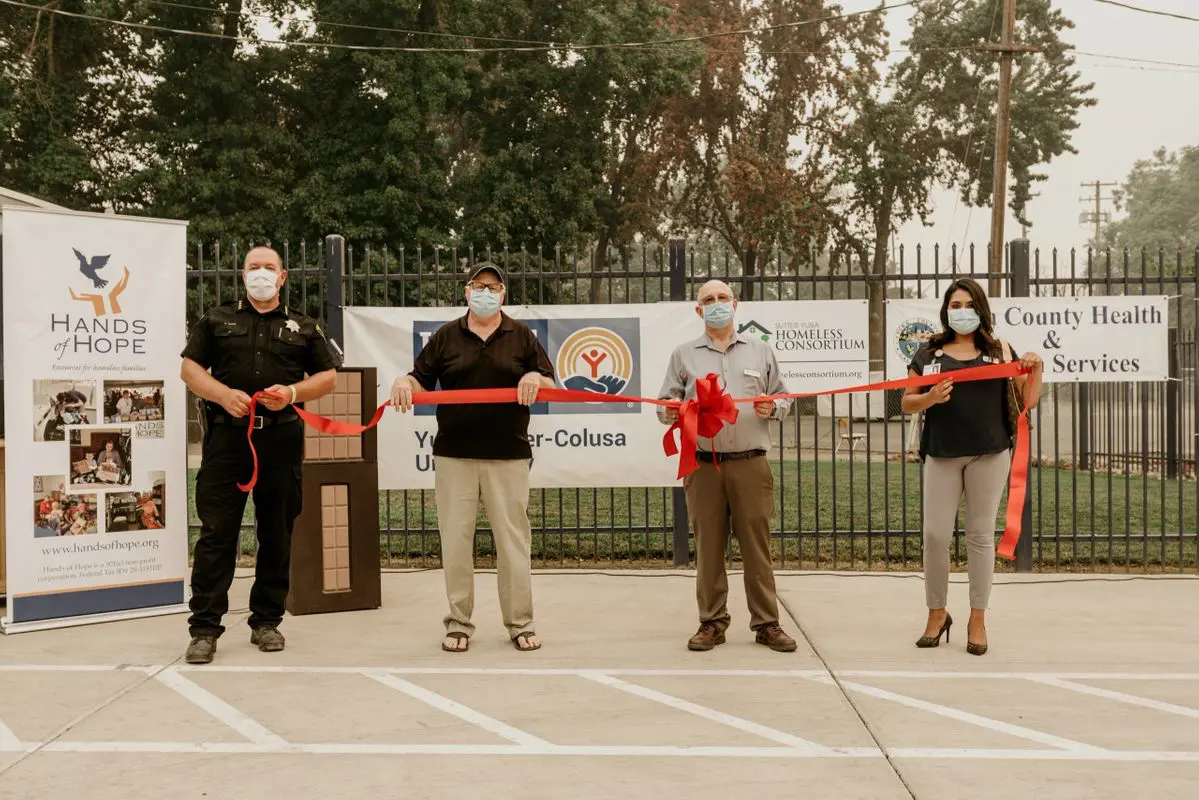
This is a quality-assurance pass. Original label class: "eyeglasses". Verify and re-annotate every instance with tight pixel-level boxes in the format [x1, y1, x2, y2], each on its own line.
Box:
[699, 294, 734, 306]
[468, 281, 504, 293]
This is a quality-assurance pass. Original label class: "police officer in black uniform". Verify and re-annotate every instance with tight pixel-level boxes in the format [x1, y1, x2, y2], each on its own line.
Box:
[180, 246, 338, 664]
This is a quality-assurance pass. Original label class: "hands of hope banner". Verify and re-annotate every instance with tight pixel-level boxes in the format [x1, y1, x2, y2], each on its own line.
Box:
[239, 362, 1033, 560]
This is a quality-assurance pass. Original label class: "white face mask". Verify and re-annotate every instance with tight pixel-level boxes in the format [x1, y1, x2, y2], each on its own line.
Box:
[245, 268, 279, 302]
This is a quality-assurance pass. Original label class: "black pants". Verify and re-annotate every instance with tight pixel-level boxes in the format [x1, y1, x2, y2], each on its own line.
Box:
[188, 419, 303, 637]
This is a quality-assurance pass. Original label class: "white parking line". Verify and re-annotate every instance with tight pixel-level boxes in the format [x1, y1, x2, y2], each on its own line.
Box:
[0, 715, 21, 752]
[154, 668, 288, 747]
[1029, 677, 1199, 720]
[366, 671, 552, 749]
[810, 676, 1107, 753]
[888, 748, 1199, 762]
[581, 671, 833, 754]
[1, 664, 1195, 762]
[13, 741, 1199, 761]
[1, 665, 1198, 680]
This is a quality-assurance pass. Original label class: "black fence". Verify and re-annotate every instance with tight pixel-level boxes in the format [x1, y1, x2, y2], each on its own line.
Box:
[185, 238, 1199, 573]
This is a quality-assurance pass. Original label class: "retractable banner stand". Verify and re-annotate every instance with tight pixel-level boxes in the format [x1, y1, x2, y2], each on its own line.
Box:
[343, 299, 869, 490]
[1, 208, 189, 634]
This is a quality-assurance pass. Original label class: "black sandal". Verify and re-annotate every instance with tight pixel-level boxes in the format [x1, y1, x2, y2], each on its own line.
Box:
[512, 632, 541, 652]
[441, 632, 469, 653]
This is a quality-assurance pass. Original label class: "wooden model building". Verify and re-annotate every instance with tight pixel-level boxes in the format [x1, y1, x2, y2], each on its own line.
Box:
[286, 367, 381, 616]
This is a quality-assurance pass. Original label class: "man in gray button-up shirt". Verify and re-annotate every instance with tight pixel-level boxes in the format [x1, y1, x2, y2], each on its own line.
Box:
[658, 280, 797, 654]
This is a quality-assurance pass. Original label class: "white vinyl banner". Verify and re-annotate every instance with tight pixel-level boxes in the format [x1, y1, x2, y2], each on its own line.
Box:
[886, 296, 1170, 382]
[2, 208, 189, 634]
[344, 299, 868, 489]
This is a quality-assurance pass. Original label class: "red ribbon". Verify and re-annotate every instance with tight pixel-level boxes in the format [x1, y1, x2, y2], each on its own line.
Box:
[234, 361, 1033, 560]
[998, 385, 1032, 561]
[661, 373, 739, 479]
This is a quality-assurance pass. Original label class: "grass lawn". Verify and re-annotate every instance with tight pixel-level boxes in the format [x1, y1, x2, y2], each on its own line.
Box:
[188, 460, 1197, 571]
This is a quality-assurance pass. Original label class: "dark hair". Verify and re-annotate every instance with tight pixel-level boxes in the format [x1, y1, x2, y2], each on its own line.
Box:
[928, 278, 999, 355]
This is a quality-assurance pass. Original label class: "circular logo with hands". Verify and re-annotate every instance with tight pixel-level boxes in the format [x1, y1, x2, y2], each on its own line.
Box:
[556, 327, 633, 397]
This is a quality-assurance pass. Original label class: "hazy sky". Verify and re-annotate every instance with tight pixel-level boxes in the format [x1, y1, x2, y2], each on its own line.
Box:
[840, 0, 1197, 256]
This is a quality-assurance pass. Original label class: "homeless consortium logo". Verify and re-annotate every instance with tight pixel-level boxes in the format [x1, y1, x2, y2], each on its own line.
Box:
[52, 247, 147, 360]
[738, 320, 772, 344]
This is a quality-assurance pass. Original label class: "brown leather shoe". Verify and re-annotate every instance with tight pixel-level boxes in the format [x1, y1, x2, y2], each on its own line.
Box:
[755, 623, 798, 653]
[687, 622, 726, 651]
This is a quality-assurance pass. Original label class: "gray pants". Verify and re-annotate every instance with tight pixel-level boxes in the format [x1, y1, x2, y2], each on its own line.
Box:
[922, 450, 1011, 610]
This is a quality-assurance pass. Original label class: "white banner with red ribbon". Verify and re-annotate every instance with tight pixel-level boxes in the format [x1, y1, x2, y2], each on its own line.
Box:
[343, 299, 868, 489]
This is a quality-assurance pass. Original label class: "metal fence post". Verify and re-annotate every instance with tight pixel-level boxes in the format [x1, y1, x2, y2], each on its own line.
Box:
[1008, 238, 1034, 572]
[668, 238, 690, 567]
[1166, 328, 1179, 479]
[324, 234, 346, 345]
[1077, 384, 1090, 471]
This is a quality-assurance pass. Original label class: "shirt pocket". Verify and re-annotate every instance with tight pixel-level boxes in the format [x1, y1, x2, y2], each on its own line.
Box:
[267, 325, 310, 372]
[740, 366, 768, 397]
[213, 320, 250, 340]
[269, 325, 309, 354]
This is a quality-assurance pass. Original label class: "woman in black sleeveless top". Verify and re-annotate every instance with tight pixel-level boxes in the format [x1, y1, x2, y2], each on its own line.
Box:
[901, 278, 1043, 655]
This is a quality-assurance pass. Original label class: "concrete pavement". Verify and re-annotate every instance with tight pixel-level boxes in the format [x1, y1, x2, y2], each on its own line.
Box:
[0, 570, 1196, 799]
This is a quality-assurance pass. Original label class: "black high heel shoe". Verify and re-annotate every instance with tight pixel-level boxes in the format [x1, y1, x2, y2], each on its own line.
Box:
[966, 624, 988, 656]
[915, 614, 952, 648]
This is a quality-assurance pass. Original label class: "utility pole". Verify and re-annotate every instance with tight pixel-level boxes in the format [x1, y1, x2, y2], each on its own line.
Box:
[1079, 181, 1117, 251]
[984, 0, 1037, 298]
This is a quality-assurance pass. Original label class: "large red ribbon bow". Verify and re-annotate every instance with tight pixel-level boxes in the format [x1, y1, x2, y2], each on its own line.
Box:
[661, 373, 739, 479]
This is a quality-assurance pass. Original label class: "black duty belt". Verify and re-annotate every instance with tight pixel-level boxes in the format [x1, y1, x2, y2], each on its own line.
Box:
[208, 411, 299, 430]
[696, 449, 766, 463]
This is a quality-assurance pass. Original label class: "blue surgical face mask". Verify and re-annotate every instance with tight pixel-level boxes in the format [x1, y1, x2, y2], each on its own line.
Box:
[947, 307, 980, 335]
[468, 288, 501, 319]
[703, 301, 734, 328]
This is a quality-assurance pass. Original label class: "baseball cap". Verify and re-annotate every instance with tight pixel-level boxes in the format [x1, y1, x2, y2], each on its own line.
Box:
[468, 262, 505, 285]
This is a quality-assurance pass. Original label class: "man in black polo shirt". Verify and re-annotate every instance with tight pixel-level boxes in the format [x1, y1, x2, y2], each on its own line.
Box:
[180, 246, 338, 664]
[390, 262, 554, 653]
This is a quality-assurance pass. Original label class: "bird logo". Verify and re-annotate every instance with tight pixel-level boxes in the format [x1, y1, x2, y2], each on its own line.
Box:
[67, 247, 130, 316]
[73, 248, 112, 289]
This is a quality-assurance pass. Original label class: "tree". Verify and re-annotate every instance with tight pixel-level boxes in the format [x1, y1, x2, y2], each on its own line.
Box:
[453, 0, 698, 260]
[835, 0, 1094, 365]
[0, 1, 149, 210]
[1102, 146, 1199, 261]
[283, 0, 475, 250]
[122, 1, 301, 242]
[660, 0, 887, 300]
[583, 2, 701, 301]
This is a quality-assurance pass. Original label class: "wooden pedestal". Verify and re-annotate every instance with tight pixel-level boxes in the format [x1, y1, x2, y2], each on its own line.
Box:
[286, 369, 381, 616]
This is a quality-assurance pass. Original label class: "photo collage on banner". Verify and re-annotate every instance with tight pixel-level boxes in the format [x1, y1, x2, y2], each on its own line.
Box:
[344, 300, 870, 490]
[2, 207, 188, 633]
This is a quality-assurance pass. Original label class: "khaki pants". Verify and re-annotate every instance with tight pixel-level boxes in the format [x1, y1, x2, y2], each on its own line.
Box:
[684, 456, 779, 631]
[922, 450, 1010, 610]
[435, 457, 535, 638]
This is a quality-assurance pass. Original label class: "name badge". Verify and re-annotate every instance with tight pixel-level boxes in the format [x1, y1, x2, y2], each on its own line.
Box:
[922, 363, 941, 376]
[743, 369, 761, 379]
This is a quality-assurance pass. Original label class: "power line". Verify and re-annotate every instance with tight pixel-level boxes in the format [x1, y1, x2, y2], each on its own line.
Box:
[6, 0, 1198, 72]
[1073, 50, 1199, 70]
[138, 0, 567, 46]
[1090, 0, 1199, 23]
[0, 0, 917, 54]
